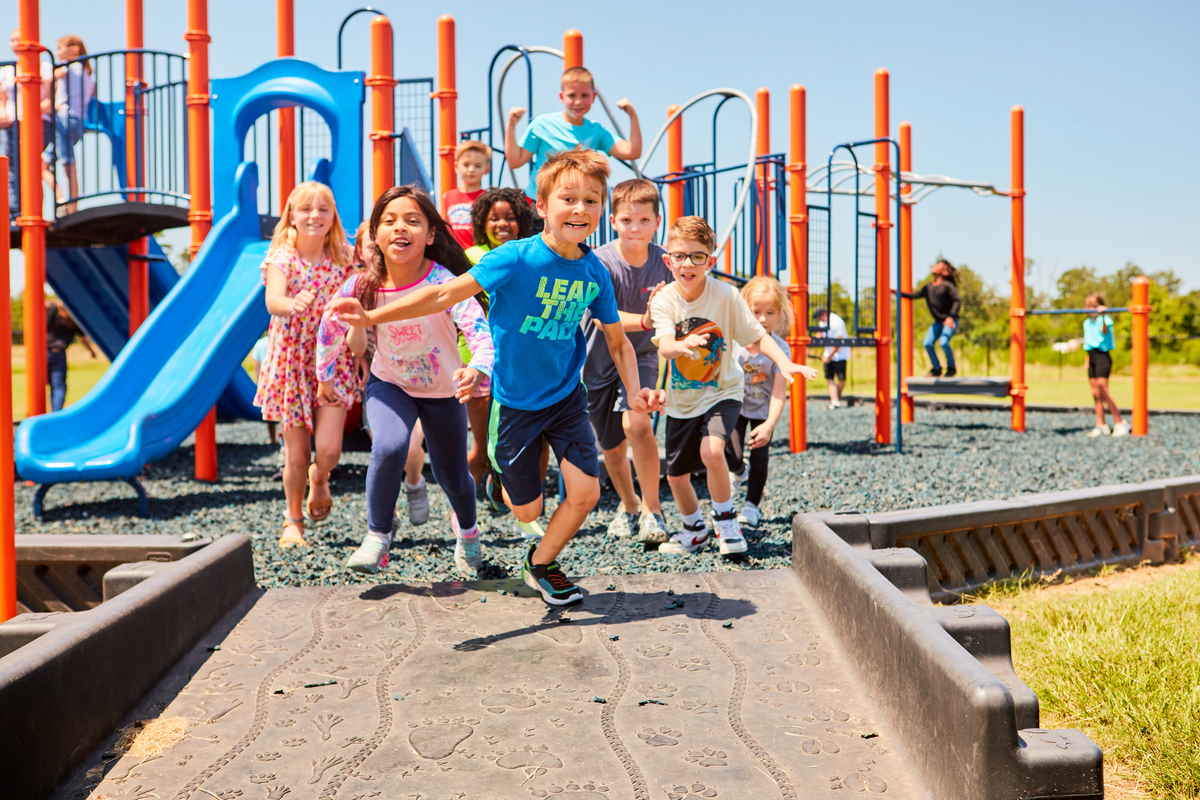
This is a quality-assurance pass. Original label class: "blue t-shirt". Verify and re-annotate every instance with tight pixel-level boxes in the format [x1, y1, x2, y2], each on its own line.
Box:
[470, 235, 619, 410]
[519, 113, 617, 199]
[1082, 315, 1115, 351]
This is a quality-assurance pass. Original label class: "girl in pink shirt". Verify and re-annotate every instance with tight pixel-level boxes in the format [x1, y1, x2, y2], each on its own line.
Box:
[318, 187, 493, 576]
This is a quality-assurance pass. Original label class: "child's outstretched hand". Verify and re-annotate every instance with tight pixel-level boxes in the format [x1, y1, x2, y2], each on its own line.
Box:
[291, 289, 316, 315]
[678, 332, 711, 358]
[746, 422, 775, 449]
[780, 361, 819, 383]
[508, 107, 526, 125]
[316, 380, 341, 407]
[628, 387, 666, 415]
[453, 367, 481, 403]
[639, 281, 666, 331]
[325, 296, 371, 328]
[353, 355, 370, 386]
[617, 98, 636, 115]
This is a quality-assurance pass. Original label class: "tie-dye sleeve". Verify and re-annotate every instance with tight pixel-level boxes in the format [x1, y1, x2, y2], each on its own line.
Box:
[448, 294, 494, 377]
[315, 274, 360, 382]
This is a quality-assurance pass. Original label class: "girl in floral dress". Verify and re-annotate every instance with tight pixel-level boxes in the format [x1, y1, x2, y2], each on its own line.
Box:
[255, 181, 357, 547]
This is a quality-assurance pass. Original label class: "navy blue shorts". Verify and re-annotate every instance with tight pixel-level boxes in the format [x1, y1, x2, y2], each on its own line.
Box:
[488, 383, 599, 506]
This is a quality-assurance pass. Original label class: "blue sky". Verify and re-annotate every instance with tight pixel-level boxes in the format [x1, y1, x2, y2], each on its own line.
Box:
[5, 0, 1198, 297]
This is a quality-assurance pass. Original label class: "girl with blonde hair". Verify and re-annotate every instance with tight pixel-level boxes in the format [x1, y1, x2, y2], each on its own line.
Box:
[255, 181, 357, 547]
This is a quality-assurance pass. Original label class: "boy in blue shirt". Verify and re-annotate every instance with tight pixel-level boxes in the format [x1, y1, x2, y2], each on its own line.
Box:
[504, 66, 642, 204]
[328, 148, 665, 605]
[1083, 293, 1129, 437]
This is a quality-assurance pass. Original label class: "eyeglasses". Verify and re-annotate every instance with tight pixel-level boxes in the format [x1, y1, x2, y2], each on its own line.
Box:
[667, 251, 711, 267]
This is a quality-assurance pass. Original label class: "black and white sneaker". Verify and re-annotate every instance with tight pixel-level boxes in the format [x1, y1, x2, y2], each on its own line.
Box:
[521, 545, 583, 605]
[714, 511, 747, 554]
[659, 518, 711, 554]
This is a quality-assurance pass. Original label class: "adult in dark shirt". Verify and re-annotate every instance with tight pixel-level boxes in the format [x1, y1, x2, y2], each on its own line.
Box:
[46, 299, 96, 411]
[899, 259, 961, 377]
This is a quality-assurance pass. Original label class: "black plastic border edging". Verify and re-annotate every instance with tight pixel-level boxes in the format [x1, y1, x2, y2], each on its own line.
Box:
[791, 514, 1104, 800]
[0, 535, 256, 800]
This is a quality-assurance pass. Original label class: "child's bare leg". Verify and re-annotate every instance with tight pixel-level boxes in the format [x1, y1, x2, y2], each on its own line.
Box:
[700, 435, 732, 504]
[281, 425, 312, 543]
[1089, 378, 1106, 427]
[465, 397, 489, 483]
[405, 419, 426, 484]
[623, 410, 661, 515]
[310, 404, 347, 503]
[521, 459, 599, 565]
[602, 439, 640, 514]
[1097, 378, 1123, 424]
[667, 473, 699, 517]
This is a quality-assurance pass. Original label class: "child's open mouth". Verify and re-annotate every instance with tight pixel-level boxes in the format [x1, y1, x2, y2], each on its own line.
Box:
[564, 220, 589, 231]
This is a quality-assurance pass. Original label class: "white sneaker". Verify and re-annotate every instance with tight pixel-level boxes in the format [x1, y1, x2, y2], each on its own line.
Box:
[607, 508, 638, 538]
[1111, 421, 1131, 437]
[515, 519, 545, 541]
[1087, 424, 1112, 438]
[829, 401, 841, 409]
[346, 532, 391, 575]
[637, 512, 670, 544]
[714, 511, 748, 554]
[452, 514, 482, 573]
[737, 504, 761, 527]
[730, 465, 748, 492]
[659, 519, 710, 554]
[405, 478, 430, 525]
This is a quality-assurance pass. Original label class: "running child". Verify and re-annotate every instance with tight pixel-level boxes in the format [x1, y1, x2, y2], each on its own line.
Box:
[443, 140, 491, 250]
[649, 217, 817, 555]
[584, 178, 672, 544]
[328, 147, 664, 605]
[1082, 294, 1130, 438]
[318, 186, 494, 576]
[255, 181, 358, 548]
[728, 277, 792, 528]
[899, 259, 961, 377]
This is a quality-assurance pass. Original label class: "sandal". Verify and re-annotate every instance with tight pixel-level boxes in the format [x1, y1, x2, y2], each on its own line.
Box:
[280, 515, 307, 548]
[306, 464, 333, 522]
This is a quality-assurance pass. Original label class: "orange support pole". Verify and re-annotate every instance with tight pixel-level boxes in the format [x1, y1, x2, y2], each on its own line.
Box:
[1009, 106, 1026, 433]
[127, 0, 149, 335]
[369, 16, 396, 203]
[0, 157, 15, 621]
[1131, 276, 1150, 437]
[755, 87, 770, 277]
[17, 0, 47, 419]
[873, 69, 892, 445]
[786, 84, 809, 454]
[563, 29, 583, 69]
[435, 15, 458, 197]
[277, 0, 295, 211]
[186, 0, 217, 480]
[667, 105, 683, 226]
[898, 121, 914, 423]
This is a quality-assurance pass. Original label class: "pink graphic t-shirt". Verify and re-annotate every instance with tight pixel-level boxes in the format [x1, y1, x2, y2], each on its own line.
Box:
[316, 263, 494, 398]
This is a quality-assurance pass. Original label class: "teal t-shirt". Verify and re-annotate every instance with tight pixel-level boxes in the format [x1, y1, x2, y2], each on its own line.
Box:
[1082, 315, 1115, 351]
[519, 113, 616, 199]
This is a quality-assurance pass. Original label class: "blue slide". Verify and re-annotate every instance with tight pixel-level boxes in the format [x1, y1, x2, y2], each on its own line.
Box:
[45, 238, 262, 420]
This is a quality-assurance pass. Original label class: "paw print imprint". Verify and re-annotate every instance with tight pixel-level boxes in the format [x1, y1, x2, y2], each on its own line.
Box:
[684, 747, 728, 767]
[480, 687, 545, 713]
[636, 683, 677, 699]
[256, 752, 282, 762]
[667, 784, 718, 800]
[831, 773, 888, 793]
[282, 738, 306, 747]
[636, 643, 674, 659]
[679, 699, 720, 715]
[812, 707, 850, 722]
[789, 734, 839, 755]
[657, 622, 690, 635]
[638, 726, 682, 747]
[407, 717, 479, 760]
[784, 653, 821, 667]
[490, 744, 563, 775]
[674, 656, 711, 671]
[530, 780, 610, 798]
[248, 774, 276, 785]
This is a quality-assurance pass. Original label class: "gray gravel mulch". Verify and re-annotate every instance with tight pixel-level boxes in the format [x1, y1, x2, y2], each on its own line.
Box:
[16, 405, 1200, 589]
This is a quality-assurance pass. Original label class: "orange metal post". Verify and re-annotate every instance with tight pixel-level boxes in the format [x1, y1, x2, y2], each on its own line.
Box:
[898, 121, 913, 423]
[17, 0, 47, 419]
[563, 29, 583, 69]
[127, 0, 149, 335]
[435, 16, 458, 197]
[873, 69, 892, 445]
[186, 0, 217, 480]
[755, 87, 770, 277]
[667, 105, 683, 226]
[277, 0, 295, 210]
[786, 84, 809, 453]
[0, 157, 15, 621]
[369, 16, 396, 202]
[1131, 276, 1150, 436]
[1009, 106, 1026, 432]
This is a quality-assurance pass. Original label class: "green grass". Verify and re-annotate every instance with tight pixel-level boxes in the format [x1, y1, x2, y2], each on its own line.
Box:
[9, 344, 111, 420]
[976, 557, 1200, 799]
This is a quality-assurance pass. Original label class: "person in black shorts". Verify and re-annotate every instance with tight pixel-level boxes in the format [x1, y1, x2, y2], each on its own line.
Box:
[1082, 293, 1129, 437]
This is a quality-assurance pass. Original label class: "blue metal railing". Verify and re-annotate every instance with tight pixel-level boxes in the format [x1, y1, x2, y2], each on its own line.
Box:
[394, 126, 433, 194]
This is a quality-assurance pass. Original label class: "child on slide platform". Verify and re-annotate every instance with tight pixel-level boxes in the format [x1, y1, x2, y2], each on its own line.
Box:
[328, 147, 665, 605]
[443, 140, 491, 251]
[318, 186, 494, 577]
[649, 217, 817, 556]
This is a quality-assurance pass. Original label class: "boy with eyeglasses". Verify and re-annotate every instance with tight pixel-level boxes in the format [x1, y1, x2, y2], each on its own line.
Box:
[649, 217, 816, 555]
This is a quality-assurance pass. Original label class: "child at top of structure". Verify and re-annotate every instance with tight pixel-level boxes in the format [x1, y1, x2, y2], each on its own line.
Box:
[727, 277, 793, 528]
[649, 217, 816, 557]
[504, 66, 642, 201]
[318, 186, 494, 576]
[327, 147, 666, 605]
[899, 259, 961, 377]
[1082, 293, 1130, 438]
[583, 178, 673, 545]
[255, 180, 358, 549]
[464, 187, 534, 265]
[443, 140, 492, 250]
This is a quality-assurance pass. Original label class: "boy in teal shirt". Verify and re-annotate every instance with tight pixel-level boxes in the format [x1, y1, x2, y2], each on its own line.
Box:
[1083, 293, 1129, 437]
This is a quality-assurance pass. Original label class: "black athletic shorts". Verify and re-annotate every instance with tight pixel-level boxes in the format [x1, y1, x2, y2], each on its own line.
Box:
[824, 360, 847, 381]
[664, 399, 742, 478]
[586, 364, 659, 451]
[488, 383, 598, 507]
[1087, 349, 1112, 379]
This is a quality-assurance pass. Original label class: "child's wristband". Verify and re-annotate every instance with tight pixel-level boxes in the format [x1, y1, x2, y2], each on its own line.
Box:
[640, 316, 651, 331]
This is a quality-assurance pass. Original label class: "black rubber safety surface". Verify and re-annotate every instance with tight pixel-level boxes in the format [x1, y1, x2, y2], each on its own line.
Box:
[55, 571, 924, 799]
